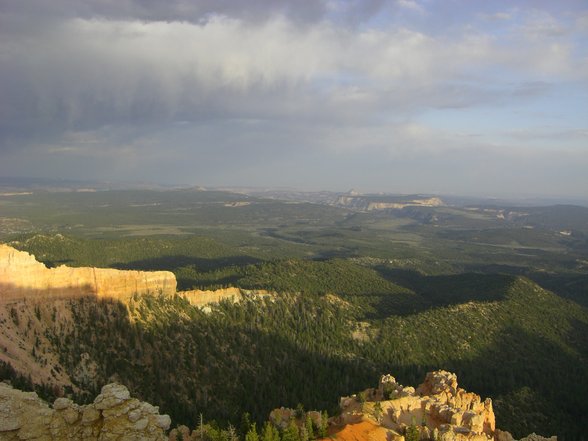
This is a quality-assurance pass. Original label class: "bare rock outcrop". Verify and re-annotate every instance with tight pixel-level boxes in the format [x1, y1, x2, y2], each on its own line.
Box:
[0, 382, 170, 440]
[335, 370, 552, 441]
[269, 407, 323, 430]
[178, 287, 274, 309]
[0, 244, 176, 302]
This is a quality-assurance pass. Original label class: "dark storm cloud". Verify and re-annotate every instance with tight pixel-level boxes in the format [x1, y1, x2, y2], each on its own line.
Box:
[1, 0, 333, 24]
[0, 0, 587, 197]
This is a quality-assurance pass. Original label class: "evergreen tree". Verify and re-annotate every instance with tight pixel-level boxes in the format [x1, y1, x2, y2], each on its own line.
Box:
[240, 413, 252, 439]
[228, 424, 239, 441]
[356, 391, 366, 404]
[245, 423, 259, 441]
[304, 415, 314, 440]
[373, 402, 382, 423]
[299, 426, 309, 441]
[261, 422, 280, 441]
[405, 417, 419, 441]
[295, 403, 305, 419]
[282, 419, 300, 441]
[318, 412, 328, 438]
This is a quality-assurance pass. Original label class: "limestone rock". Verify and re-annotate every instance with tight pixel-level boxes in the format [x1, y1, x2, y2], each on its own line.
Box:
[0, 243, 176, 303]
[495, 430, 515, 441]
[0, 382, 170, 441]
[54, 397, 74, 410]
[178, 287, 274, 309]
[94, 383, 131, 409]
[333, 371, 557, 441]
[519, 434, 557, 441]
[339, 370, 495, 441]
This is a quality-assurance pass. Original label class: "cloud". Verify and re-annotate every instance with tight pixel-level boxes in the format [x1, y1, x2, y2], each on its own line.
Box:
[3, 11, 580, 143]
[0, 0, 587, 197]
[481, 12, 513, 22]
[0, 0, 332, 25]
[396, 0, 425, 14]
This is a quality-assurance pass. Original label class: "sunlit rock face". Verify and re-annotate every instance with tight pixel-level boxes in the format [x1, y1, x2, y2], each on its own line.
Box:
[337, 370, 496, 441]
[0, 244, 176, 302]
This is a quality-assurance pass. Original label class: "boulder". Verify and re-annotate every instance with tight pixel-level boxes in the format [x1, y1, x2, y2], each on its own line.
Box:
[0, 382, 170, 441]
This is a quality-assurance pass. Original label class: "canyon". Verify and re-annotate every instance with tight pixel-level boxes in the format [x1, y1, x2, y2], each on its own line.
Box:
[0, 243, 270, 388]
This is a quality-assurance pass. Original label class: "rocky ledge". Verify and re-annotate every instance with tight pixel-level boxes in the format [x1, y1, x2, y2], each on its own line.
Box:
[286, 370, 556, 441]
[0, 382, 170, 441]
[0, 244, 176, 302]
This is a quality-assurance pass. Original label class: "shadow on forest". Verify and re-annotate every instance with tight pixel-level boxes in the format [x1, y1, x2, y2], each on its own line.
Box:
[389, 322, 587, 440]
[1, 288, 586, 440]
[413, 323, 585, 439]
[462, 263, 588, 308]
[527, 272, 588, 307]
[372, 267, 515, 314]
[40, 258, 74, 268]
[109, 254, 263, 289]
[111, 254, 262, 272]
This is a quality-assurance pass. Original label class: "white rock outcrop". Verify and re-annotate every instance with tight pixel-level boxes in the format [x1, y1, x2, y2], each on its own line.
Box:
[0, 244, 176, 303]
[0, 382, 170, 441]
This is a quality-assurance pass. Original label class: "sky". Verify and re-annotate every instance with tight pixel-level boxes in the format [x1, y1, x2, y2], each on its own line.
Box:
[0, 0, 587, 198]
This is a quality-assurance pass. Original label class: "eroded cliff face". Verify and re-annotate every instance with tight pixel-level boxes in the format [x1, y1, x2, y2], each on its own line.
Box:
[337, 370, 494, 440]
[0, 244, 274, 388]
[0, 382, 170, 441]
[0, 244, 176, 303]
[270, 370, 555, 441]
[179, 287, 274, 309]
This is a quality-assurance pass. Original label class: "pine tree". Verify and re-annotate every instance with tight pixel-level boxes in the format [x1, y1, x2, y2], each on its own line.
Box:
[228, 424, 239, 441]
[282, 419, 300, 441]
[373, 402, 382, 423]
[295, 403, 305, 419]
[240, 413, 252, 439]
[245, 423, 259, 441]
[318, 412, 328, 438]
[305, 415, 314, 440]
[261, 422, 280, 441]
[299, 426, 309, 441]
[405, 417, 419, 441]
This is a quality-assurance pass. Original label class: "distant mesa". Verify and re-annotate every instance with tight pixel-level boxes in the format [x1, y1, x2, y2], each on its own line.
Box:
[334, 195, 445, 211]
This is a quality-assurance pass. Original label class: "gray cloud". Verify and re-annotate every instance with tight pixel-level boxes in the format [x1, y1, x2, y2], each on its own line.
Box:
[0, 0, 395, 26]
[1, 0, 587, 197]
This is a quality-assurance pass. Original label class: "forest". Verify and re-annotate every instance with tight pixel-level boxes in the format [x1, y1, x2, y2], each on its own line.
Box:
[1, 188, 587, 440]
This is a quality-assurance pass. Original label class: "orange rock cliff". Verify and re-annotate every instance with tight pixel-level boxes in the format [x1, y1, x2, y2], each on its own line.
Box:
[0, 243, 176, 302]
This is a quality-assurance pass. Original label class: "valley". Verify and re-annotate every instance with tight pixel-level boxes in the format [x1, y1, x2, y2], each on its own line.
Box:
[0, 187, 587, 440]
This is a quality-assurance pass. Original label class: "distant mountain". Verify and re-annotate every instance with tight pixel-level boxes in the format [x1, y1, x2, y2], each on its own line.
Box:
[0, 176, 180, 193]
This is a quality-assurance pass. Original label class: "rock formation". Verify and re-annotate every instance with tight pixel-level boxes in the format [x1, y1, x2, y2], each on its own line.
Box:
[331, 370, 554, 441]
[0, 382, 170, 440]
[334, 196, 444, 211]
[0, 244, 272, 307]
[269, 407, 323, 430]
[0, 243, 274, 387]
[337, 370, 495, 440]
[0, 244, 176, 302]
[179, 287, 274, 309]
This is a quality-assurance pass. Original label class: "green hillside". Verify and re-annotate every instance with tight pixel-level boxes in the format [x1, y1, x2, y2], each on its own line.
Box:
[4, 274, 585, 440]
